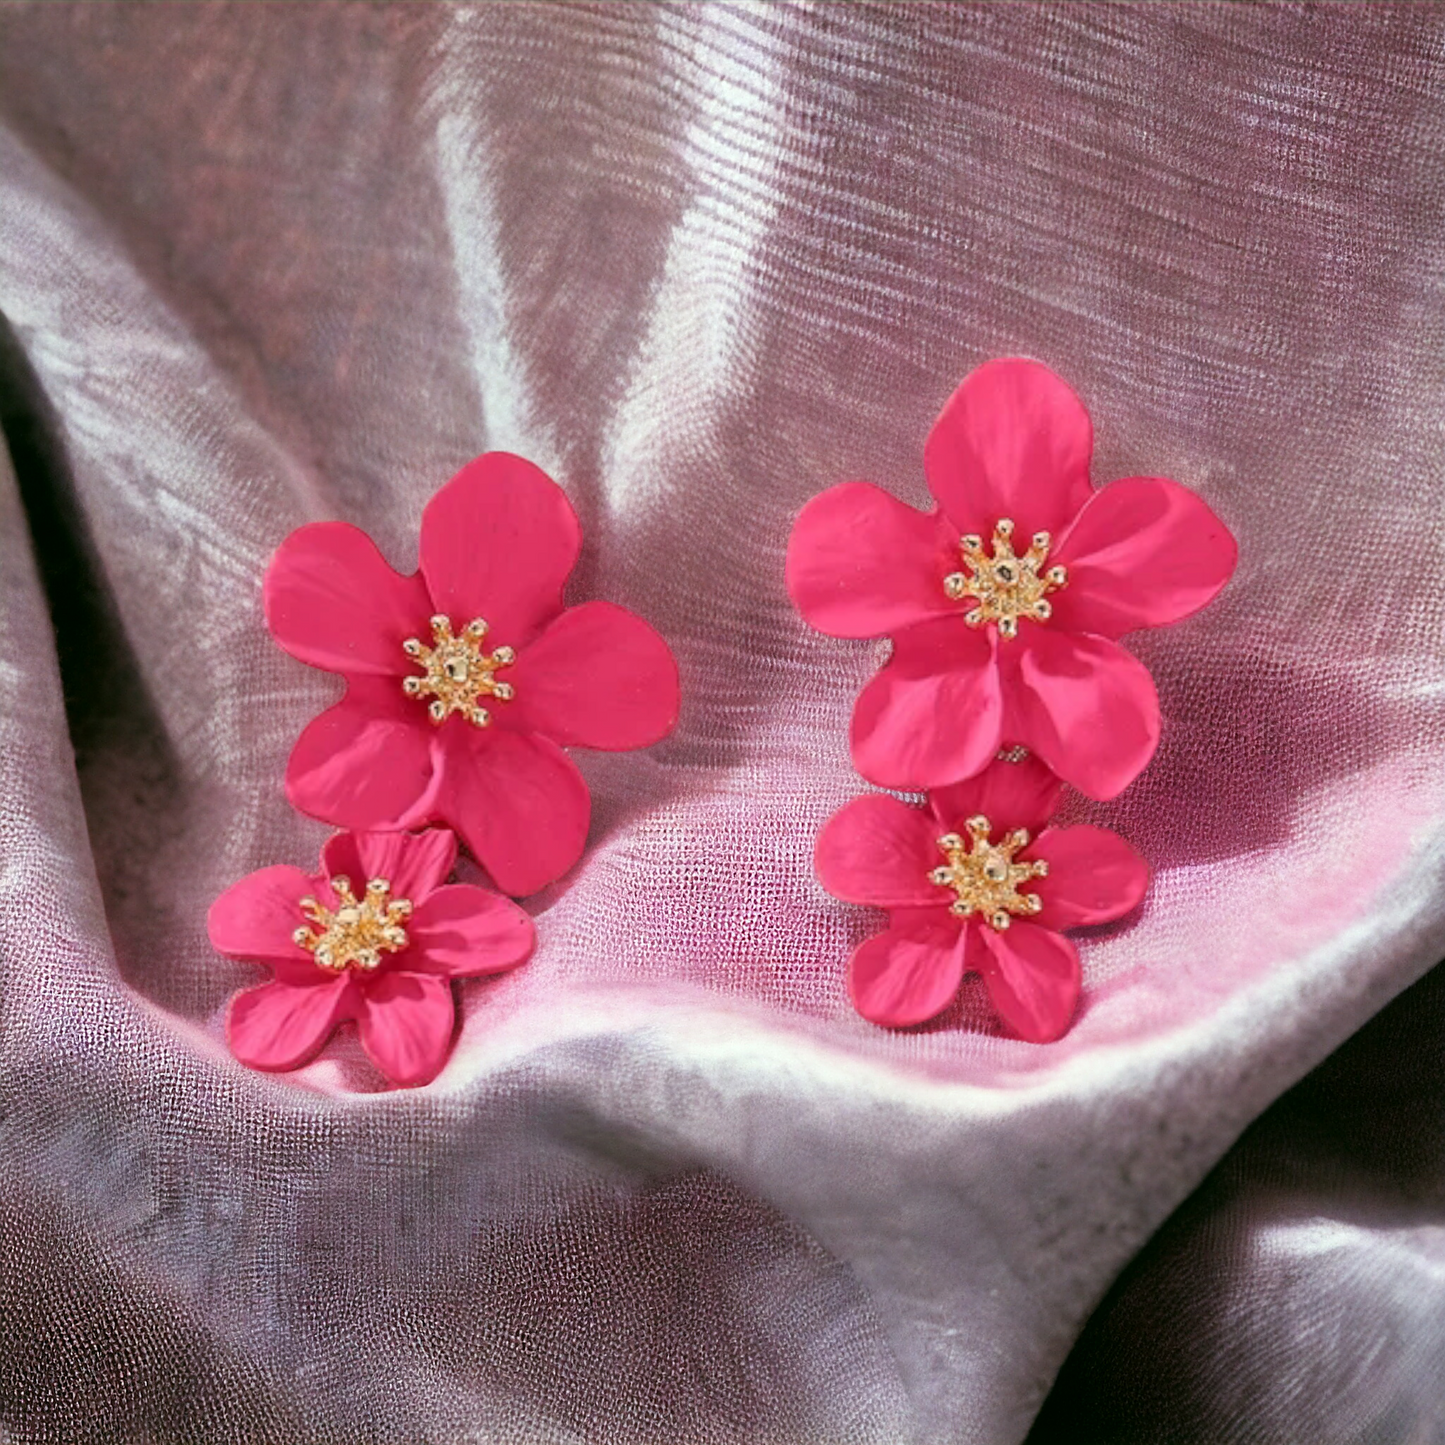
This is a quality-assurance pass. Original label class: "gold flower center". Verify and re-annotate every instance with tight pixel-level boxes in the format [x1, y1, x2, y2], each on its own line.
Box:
[292, 875, 414, 974]
[402, 614, 515, 727]
[929, 814, 1048, 931]
[943, 518, 1068, 639]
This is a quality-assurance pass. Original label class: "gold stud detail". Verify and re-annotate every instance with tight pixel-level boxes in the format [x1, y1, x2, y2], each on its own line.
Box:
[928, 815, 1048, 931]
[292, 875, 414, 974]
[401, 614, 516, 727]
[942, 518, 1068, 639]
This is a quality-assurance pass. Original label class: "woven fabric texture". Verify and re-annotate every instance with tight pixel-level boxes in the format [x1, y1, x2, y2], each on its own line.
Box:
[1, 5, 1443, 1442]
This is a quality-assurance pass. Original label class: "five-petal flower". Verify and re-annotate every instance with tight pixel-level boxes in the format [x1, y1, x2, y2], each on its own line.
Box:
[786, 358, 1237, 799]
[209, 827, 535, 1087]
[814, 755, 1148, 1040]
[265, 453, 681, 896]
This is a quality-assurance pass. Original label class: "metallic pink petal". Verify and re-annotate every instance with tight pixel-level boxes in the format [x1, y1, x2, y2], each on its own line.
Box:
[1049, 477, 1238, 639]
[1004, 629, 1159, 801]
[353, 972, 456, 1088]
[975, 921, 1081, 1042]
[1030, 824, 1149, 931]
[504, 600, 679, 750]
[419, 452, 581, 651]
[785, 482, 957, 639]
[847, 916, 967, 1028]
[850, 618, 1003, 789]
[436, 727, 590, 896]
[263, 521, 430, 677]
[924, 358, 1094, 542]
[814, 794, 945, 908]
[285, 677, 439, 831]
[406, 884, 536, 977]
[321, 828, 458, 903]
[227, 976, 354, 1073]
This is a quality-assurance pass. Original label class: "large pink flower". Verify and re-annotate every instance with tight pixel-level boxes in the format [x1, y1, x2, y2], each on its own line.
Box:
[814, 755, 1147, 1041]
[786, 359, 1237, 799]
[210, 828, 535, 1087]
[265, 453, 680, 896]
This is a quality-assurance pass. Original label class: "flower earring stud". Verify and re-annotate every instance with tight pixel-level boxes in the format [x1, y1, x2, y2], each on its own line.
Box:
[786, 357, 1237, 799]
[264, 451, 681, 898]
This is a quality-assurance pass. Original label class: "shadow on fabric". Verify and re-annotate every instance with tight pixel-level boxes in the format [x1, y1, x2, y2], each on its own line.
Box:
[1028, 954, 1445, 1445]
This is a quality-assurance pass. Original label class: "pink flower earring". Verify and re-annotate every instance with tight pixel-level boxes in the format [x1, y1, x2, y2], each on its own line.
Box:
[211, 827, 534, 1086]
[816, 754, 1146, 1039]
[211, 453, 681, 1087]
[786, 358, 1236, 799]
[788, 359, 1237, 1039]
[265, 452, 680, 896]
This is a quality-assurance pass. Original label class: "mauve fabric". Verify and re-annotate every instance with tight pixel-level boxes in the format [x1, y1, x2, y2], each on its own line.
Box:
[1028, 959, 1445, 1445]
[0, 4, 1443, 1443]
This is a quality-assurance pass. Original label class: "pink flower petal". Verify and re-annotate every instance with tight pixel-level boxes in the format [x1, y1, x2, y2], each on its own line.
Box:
[354, 972, 456, 1087]
[285, 677, 439, 831]
[850, 618, 1003, 789]
[406, 884, 536, 977]
[321, 829, 458, 903]
[419, 453, 582, 651]
[814, 794, 946, 908]
[263, 521, 431, 677]
[785, 482, 957, 639]
[929, 752, 1064, 836]
[924, 358, 1095, 542]
[228, 976, 354, 1073]
[1049, 477, 1238, 639]
[436, 727, 590, 896]
[847, 916, 966, 1028]
[504, 600, 679, 750]
[975, 920, 1080, 1042]
[1004, 629, 1159, 801]
[208, 865, 317, 980]
[1030, 824, 1149, 931]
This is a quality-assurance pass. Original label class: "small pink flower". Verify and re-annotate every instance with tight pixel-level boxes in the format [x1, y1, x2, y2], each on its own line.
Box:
[209, 828, 534, 1087]
[786, 359, 1237, 799]
[265, 453, 681, 896]
[815, 755, 1147, 1040]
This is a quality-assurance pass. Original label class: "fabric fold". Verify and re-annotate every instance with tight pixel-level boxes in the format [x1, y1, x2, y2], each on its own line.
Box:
[2, 5, 1444, 1443]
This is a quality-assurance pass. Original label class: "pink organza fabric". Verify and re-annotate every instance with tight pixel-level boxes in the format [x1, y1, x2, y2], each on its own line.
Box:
[2, 5, 1444, 1443]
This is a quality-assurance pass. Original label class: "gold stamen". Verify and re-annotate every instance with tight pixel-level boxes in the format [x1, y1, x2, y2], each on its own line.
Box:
[943, 519, 1068, 638]
[293, 875, 414, 975]
[400, 614, 516, 728]
[928, 814, 1048, 931]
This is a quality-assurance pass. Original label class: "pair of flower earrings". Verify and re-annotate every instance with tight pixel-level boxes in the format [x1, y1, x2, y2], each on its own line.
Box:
[212, 359, 1235, 1085]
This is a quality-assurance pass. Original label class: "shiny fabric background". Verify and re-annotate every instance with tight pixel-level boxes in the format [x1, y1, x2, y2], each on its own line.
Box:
[1, 4, 1443, 1442]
